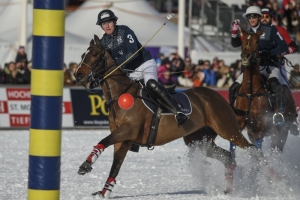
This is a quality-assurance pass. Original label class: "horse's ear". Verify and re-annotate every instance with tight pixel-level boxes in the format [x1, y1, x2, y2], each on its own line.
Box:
[94, 34, 101, 45]
[240, 28, 247, 37]
[90, 39, 94, 46]
[257, 29, 264, 38]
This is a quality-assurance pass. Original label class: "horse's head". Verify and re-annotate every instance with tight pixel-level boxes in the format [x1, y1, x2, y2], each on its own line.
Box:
[74, 35, 114, 88]
[240, 29, 264, 66]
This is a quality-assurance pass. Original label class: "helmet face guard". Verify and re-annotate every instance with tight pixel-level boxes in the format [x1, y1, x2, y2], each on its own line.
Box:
[96, 9, 118, 25]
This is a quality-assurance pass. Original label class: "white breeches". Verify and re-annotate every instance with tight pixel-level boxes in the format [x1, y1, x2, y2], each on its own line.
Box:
[128, 59, 158, 84]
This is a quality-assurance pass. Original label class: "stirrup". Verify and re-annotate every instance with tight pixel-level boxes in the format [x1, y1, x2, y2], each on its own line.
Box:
[175, 112, 189, 127]
[273, 113, 285, 125]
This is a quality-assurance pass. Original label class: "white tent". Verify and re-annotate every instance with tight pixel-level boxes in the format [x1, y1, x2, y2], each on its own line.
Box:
[63, 0, 191, 64]
[0, 0, 251, 68]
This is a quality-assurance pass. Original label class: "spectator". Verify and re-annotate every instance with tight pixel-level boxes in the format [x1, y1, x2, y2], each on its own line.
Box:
[158, 69, 178, 86]
[64, 63, 75, 85]
[211, 57, 219, 70]
[68, 62, 78, 83]
[202, 60, 216, 87]
[272, 2, 284, 26]
[171, 57, 184, 77]
[217, 66, 234, 88]
[194, 60, 205, 73]
[193, 68, 205, 87]
[283, 1, 298, 34]
[157, 59, 173, 80]
[15, 46, 28, 66]
[184, 56, 194, 72]
[156, 53, 165, 67]
[178, 70, 193, 87]
[15, 61, 30, 84]
[289, 64, 300, 88]
[4, 62, 24, 84]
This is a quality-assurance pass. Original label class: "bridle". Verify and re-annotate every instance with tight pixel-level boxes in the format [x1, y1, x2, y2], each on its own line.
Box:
[240, 34, 260, 67]
[235, 33, 269, 116]
[76, 46, 107, 92]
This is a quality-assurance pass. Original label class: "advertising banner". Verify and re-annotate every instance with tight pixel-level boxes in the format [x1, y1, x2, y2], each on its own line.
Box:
[0, 88, 73, 128]
[1, 86, 299, 129]
[70, 89, 109, 127]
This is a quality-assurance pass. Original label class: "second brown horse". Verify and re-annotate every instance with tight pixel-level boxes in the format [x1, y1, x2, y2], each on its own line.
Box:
[231, 29, 297, 153]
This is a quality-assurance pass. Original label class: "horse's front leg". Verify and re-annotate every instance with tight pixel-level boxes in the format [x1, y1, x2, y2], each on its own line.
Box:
[92, 142, 131, 199]
[78, 124, 135, 175]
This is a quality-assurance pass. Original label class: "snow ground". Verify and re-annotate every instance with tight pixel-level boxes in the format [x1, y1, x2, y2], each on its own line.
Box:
[0, 129, 299, 200]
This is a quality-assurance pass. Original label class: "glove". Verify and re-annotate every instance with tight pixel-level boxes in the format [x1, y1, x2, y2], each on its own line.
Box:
[259, 50, 271, 59]
[231, 19, 240, 36]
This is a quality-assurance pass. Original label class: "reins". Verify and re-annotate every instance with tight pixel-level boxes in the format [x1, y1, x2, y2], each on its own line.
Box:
[236, 35, 270, 116]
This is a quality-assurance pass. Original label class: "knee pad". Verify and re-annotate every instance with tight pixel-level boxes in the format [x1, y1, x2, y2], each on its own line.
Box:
[146, 79, 158, 90]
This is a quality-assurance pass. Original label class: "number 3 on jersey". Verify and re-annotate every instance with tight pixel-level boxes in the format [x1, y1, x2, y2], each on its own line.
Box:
[127, 34, 134, 43]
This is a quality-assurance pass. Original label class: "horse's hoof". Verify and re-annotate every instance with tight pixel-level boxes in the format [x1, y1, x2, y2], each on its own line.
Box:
[92, 190, 111, 199]
[78, 161, 93, 175]
[91, 191, 101, 196]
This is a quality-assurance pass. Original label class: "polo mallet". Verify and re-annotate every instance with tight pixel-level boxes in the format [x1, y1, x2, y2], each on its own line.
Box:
[103, 13, 175, 79]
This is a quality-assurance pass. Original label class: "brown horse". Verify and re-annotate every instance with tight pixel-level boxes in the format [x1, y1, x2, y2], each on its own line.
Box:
[231, 29, 297, 154]
[73, 35, 273, 198]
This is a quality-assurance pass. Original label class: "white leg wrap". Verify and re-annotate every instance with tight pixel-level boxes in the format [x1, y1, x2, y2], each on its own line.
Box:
[86, 144, 104, 164]
[101, 177, 116, 199]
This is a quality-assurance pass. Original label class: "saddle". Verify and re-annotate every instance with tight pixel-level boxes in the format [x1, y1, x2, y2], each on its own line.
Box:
[140, 86, 192, 115]
[133, 81, 192, 150]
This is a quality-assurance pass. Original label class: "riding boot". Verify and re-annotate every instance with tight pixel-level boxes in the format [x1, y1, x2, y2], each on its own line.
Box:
[146, 79, 189, 127]
[228, 82, 241, 106]
[268, 77, 285, 125]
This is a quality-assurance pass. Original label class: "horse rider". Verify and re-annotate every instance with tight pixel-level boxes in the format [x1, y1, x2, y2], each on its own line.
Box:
[260, 7, 299, 134]
[96, 9, 188, 127]
[229, 6, 289, 124]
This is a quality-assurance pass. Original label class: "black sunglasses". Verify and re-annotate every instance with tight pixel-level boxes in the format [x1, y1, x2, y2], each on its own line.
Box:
[246, 14, 260, 19]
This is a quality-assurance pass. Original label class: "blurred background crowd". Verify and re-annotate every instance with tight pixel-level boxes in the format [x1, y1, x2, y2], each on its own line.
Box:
[0, 46, 299, 89]
[0, 0, 299, 88]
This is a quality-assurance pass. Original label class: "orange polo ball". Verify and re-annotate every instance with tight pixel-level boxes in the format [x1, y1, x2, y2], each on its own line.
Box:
[118, 93, 134, 110]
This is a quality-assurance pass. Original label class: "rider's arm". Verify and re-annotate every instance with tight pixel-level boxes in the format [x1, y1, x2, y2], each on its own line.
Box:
[276, 26, 298, 54]
[114, 27, 140, 66]
[269, 26, 288, 56]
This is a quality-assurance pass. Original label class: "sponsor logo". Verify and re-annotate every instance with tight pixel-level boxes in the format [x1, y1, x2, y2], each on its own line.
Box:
[10, 114, 30, 127]
[117, 36, 123, 45]
[6, 88, 30, 100]
[118, 50, 123, 55]
[101, 12, 110, 19]
[88, 95, 109, 116]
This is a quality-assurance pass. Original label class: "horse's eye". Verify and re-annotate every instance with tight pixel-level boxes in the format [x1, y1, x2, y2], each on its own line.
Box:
[93, 52, 99, 56]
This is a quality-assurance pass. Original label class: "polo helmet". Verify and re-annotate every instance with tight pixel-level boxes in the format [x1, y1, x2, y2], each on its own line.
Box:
[96, 9, 118, 25]
[242, 6, 262, 19]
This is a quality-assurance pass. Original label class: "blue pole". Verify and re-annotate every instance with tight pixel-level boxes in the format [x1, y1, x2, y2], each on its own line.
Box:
[28, 0, 65, 199]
